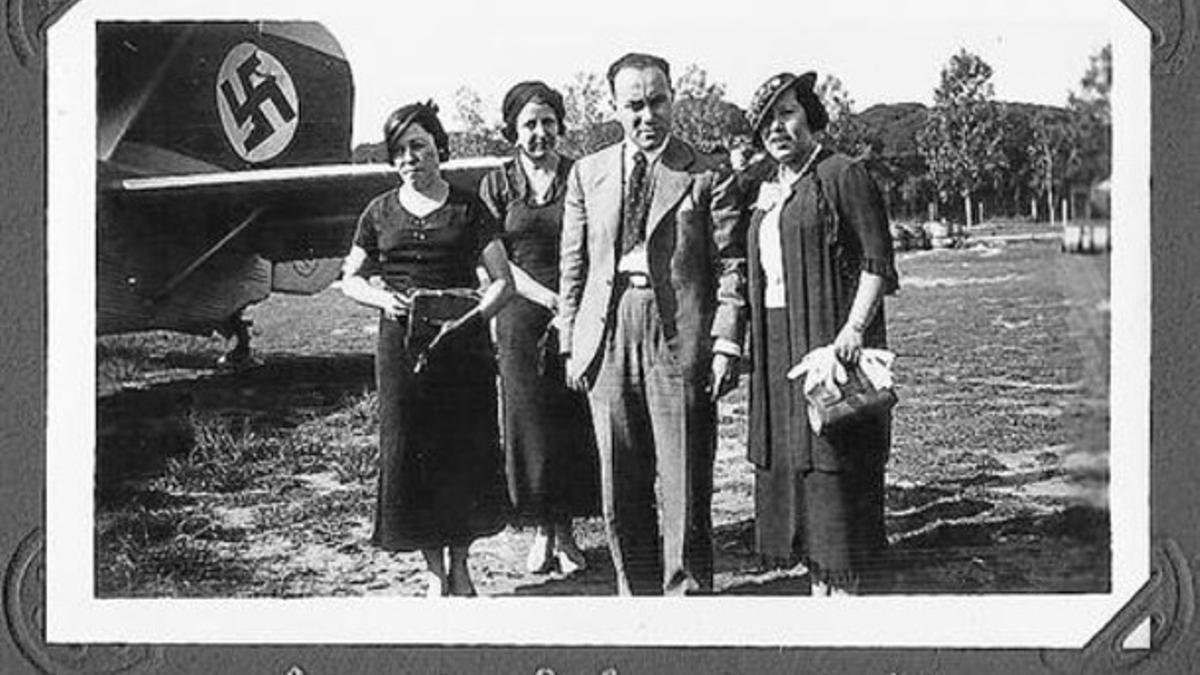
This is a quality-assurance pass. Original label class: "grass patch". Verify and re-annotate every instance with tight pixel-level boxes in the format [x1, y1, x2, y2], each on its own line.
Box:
[154, 391, 379, 495]
[287, 391, 380, 485]
[163, 412, 281, 494]
[96, 388, 382, 596]
[95, 502, 259, 597]
[97, 331, 227, 394]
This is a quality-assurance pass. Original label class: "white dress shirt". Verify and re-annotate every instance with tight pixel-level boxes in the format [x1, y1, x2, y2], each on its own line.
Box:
[757, 176, 800, 309]
[611, 139, 741, 359]
[757, 144, 822, 309]
[616, 139, 667, 275]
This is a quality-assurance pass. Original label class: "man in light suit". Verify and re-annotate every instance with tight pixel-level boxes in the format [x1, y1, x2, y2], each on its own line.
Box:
[557, 52, 746, 595]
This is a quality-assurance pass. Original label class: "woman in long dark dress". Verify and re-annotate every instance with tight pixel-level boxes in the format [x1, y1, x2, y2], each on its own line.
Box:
[479, 81, 599, 575]
[744, 72, 899, 595]
[341, 102, 514, 597]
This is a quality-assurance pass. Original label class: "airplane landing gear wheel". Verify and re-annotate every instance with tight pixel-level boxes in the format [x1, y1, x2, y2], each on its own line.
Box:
[216, 312, 260, 371]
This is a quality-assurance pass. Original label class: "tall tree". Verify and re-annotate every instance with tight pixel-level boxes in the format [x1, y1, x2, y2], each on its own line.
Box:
[995, 103, 1039, 218]
[816, 75, 877, 160]
[1027, 107, 1079, 223]
[1070, 43, 1111, 123]
[670, 65, 750, 153]
[449, 86, 507, 158]
[1067, 43, 1112, 188]
[559, 72, 622, 157]
[917, 49, 1005, 226]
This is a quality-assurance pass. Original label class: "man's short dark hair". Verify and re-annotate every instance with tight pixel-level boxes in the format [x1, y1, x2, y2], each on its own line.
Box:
[606, 52, 672, 94]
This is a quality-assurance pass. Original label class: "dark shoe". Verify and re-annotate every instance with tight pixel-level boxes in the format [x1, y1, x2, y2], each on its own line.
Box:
[448, 570, 477, 597]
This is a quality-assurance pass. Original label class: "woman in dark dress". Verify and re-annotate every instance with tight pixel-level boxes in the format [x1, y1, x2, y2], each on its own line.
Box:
[479, 82, 599, 575]
[743, 72, 899, 595]
[341, 102, 514, 597]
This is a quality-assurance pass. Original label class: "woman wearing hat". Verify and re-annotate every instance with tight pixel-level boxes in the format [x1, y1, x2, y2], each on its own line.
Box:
[341, 101, 514, 597]
[744, 72, 899, 595]
[479, 81, 599, 575]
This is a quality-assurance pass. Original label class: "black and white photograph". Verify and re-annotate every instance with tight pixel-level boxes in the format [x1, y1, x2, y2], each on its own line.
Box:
[40, 0, 1153, 648]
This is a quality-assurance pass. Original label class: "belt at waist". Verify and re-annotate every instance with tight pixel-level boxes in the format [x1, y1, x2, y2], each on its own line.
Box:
[616, 271, 652, 289]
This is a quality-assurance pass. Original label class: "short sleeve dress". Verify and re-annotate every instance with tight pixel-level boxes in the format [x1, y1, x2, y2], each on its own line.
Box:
[478, 157, 600, 524]
[352, 185, 509, 551]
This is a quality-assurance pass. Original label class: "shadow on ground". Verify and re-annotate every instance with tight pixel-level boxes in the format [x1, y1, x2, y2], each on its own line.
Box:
[503, 495, 1112, 597]
[95, 352, 1110, 597]
[96, 354, 374, 504]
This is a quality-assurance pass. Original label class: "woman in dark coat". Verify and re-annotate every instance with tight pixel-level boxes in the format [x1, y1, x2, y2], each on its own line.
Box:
[479, 81, 599, 575]
[341, 102, 514, 597]
[744, 72, 899, 595]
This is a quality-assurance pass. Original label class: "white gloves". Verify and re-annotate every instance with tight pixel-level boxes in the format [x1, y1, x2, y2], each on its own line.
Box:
[786, 346, 896, 434]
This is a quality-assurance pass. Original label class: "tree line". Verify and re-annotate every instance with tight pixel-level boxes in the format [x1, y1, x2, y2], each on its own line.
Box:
[353, 46, 1111, 226]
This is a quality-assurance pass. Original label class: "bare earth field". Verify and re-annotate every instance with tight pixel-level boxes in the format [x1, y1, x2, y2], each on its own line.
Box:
[94, 231, 1111, 598]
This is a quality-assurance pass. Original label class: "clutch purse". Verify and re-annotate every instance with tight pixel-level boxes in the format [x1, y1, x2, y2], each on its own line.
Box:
[404, 288, 480, 356]
[804, 363, 897, 435]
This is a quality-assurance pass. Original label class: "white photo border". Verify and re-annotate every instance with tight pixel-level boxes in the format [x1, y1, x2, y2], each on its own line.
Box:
[47, 0, 1150, 647]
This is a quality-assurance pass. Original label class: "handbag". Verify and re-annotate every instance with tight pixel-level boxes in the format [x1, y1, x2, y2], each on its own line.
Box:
[788, 346, 897, 435]
[405, 288, 481, 367]
[803, 362, 897, 435]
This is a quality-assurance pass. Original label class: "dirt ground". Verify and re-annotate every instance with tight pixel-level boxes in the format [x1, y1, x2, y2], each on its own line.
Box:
[94, 234, 1111, 598]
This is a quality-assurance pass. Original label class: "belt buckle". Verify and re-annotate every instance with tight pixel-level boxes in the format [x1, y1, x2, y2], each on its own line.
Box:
[623, 273, 650, 289]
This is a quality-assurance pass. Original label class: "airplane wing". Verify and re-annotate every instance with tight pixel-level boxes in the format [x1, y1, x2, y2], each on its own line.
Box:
[100, 157, 504, 295]
[95, 20, 508, 338]
[105, 158, 504, 205]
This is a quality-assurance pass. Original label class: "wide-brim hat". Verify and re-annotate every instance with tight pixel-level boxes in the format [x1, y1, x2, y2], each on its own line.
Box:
[746, 71, 827, 141]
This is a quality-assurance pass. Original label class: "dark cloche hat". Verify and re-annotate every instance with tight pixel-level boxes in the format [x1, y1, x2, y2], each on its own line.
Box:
[500, 81, 566, 144]
[746, 71, 828, 141]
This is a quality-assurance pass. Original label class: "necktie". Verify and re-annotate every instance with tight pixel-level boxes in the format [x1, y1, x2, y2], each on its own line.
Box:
[621, 151, 649, 255]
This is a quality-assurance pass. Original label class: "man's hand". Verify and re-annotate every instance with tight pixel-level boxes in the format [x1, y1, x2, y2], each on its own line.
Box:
[562, 353, 590, 392]
[710, 352, 739, 402]
[535, 324, 559, 376]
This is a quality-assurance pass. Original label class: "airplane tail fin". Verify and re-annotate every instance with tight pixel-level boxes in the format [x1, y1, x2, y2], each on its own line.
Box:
[97, 22, 357, 334]
[99, 21, 359, 315]
[96, 22, 510, 339]
[99, 21, 353, 174]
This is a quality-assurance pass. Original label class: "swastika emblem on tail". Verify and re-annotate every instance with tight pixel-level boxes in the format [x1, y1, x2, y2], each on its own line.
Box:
[217, 43, 300, 163]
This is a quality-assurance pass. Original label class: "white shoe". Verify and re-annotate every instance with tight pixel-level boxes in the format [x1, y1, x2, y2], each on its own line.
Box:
[811, 579, 855, 596]
[553, 523, 586, 575]
[422, 572, 445, 598]
[555, 548, 587, 576]
[216, 352, 260, 372]
[526, 531, 555, 574]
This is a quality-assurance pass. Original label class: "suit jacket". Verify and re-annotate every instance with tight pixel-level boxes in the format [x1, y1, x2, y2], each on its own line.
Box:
[557, 136, 746, 383]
